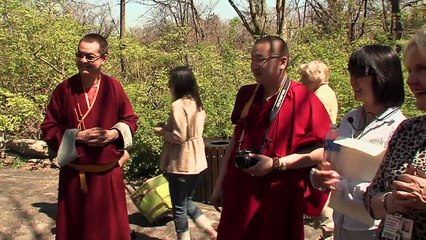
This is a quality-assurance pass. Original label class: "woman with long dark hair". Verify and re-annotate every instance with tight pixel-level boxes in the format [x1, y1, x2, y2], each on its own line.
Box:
[154, 66, 217, 240]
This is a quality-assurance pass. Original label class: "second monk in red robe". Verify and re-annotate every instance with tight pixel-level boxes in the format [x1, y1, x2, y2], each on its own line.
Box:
[210, 36, 331, 240]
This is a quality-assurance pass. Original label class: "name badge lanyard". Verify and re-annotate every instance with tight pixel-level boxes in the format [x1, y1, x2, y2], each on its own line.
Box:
[237, 78, 291, 153]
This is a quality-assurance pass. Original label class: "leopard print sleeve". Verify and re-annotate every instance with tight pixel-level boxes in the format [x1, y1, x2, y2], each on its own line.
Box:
[363, 118, 412, 218]
[365, 117, 426, 239]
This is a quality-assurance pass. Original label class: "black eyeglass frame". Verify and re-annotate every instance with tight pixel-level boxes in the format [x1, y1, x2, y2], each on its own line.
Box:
[250, 55, 285, 64]
[75, 52, 103, 62]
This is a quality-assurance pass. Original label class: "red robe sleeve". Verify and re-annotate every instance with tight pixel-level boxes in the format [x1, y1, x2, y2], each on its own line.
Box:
[266, 81, 331, 216]
[41, 81, 69, 152]
[112, 79, 139, 149]
[114, 80, 138, 134]
[290, 83, 331, 216]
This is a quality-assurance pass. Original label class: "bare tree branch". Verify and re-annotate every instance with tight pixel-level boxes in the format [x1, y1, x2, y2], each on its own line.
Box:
[228, 0, 255, 36]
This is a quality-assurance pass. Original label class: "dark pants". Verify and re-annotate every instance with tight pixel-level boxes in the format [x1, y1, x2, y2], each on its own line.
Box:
[166, 172, 204, 233]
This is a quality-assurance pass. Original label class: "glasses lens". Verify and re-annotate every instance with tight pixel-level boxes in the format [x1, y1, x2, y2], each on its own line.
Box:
[250, 57, 263, 62]
[75, 52, 100, 61]
[86, 55, 97, 61]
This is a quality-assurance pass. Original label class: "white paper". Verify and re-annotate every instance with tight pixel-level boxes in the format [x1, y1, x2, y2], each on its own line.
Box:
[334, 138, 385, 156]
[332, 138, 385, 182]
[329, 137, 386, 225]
[329, 190, 375, 225]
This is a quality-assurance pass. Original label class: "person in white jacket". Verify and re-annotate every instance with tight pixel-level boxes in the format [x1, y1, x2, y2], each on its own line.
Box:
[311, 45, 406, 240]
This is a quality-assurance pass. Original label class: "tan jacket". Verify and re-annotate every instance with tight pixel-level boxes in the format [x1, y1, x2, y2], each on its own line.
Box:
[315, 84, 338, 124]
[160, 97, 207, 174]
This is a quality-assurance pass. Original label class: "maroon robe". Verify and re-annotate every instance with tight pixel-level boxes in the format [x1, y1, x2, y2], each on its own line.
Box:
[218, 82, 330, 240]
[41, 73, 138, 240]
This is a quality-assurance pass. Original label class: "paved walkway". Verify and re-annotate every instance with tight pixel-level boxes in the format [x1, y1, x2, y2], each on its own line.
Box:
[0, 167, 321, 240]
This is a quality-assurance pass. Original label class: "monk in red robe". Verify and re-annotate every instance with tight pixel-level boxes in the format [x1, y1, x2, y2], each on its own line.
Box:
[41, 33, 138, 240]
[210, 36, 331, 240]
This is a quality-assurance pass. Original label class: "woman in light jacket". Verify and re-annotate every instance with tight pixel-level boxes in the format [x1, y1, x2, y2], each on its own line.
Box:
[154, 66, 217, 240]
[311, 45, 406, 240]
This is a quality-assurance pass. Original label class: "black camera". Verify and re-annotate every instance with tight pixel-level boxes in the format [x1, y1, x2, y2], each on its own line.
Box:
[235, 149, 258, 169]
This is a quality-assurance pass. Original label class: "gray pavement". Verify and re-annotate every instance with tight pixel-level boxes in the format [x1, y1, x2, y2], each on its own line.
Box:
[0, 167, 321, 240]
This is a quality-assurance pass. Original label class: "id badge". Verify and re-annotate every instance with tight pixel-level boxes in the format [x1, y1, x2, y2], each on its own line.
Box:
[381, 214, 413, 240]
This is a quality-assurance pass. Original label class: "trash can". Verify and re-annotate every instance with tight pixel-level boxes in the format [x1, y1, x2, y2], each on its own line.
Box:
[194, 139, 229, 203]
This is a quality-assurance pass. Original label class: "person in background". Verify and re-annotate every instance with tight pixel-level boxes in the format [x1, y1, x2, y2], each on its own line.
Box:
[311, 45, 406, 240]
[154, 66, 217, 240]
[210, 35, 331, 240]
[41, 33, 138, 240]
[364, 27, 426, 239]
[299, 60, 338, 124]
[299, 60, 338, 239]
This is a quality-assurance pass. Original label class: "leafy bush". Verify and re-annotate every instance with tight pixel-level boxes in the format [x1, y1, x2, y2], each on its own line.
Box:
[0, 0, 85, 137]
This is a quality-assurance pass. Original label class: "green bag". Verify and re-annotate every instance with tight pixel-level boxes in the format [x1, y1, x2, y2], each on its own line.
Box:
[128, 174, 172, 223]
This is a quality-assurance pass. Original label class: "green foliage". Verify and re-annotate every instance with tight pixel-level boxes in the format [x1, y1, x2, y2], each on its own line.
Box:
[0, 0, 85, 137]
[0, 88, 43, 135]
[10, 158, 25, 169]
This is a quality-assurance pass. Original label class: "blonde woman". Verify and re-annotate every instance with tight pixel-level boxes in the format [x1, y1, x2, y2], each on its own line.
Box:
[364, 27, 426, 240]
[299, 60, 338, 124]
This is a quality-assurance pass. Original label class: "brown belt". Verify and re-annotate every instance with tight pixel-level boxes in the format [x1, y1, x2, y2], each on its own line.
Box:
[68, 160, 119, 193]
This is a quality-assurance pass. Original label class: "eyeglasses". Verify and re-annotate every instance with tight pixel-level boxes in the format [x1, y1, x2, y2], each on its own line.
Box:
[75, 52, 102, 62]
[348, 65, 374, 78]
[250, 55, 283, 64]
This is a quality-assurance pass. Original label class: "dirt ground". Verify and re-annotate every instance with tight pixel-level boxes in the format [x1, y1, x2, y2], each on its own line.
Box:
[0, 166, 321, 240]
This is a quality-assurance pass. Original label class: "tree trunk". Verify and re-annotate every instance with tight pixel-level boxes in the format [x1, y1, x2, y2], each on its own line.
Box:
[390, 0, 403, 52]
[229, 0, 287, 39]
[120, 0, 127, 80]
[276, 0, 286, 38]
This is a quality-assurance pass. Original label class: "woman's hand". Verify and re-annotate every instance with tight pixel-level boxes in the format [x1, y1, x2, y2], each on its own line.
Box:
[391, 164, 426, 211]
[317, 159, 333, 171]
[312, 168, 341, 191]
[383, 191, 420, 213]
[153, 122, 166, 136]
